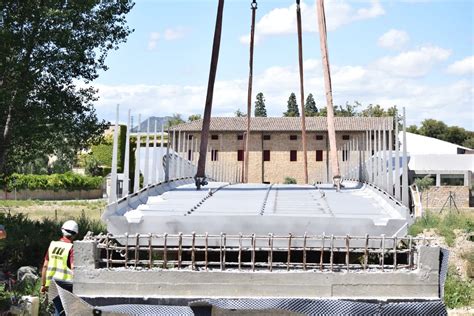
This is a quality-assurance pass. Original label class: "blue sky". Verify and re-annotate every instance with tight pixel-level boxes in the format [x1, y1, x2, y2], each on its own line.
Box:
[92, 0, 473, 130]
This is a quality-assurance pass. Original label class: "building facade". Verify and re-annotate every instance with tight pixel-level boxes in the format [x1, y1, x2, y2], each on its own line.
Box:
[172, 117, 393, 184]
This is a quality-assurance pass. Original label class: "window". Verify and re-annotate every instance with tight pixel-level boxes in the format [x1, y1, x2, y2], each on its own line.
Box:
[342, 149, 349, 161]
[342, 135, 350, 140]
[188, 150, 192, 161]
[290, 150, 297, 162]
[263, 150, 270, 161]
[457, 148, 466, 154]
[440, 174, 464, 186]
[237, 150, 244, 161]
[316, 150, 323, 161]
[211, 150, 218, 161]
[316, 135, 324, 140]
[237, 134, 244, 140]
[188, 135, 193, 140]
[211, 134, 219, 140]
[290, 135, 298, 140]
[263, 135, 271, 140]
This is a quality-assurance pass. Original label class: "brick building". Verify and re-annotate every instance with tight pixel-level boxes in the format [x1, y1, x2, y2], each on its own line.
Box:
[172, 117, 393, 184]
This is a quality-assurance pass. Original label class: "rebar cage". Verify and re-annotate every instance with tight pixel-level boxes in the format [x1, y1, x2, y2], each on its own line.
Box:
[85, 233, 432, 273]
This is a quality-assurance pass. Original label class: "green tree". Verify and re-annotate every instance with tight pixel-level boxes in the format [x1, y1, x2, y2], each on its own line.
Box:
[166, 113, 185, 128]
[0, 1, 134, 175]
[254, 92, 267, 117]
[444, 126, 470, 146]
[360, 104, 386, 117]
[407, 125, 419, 134]
[462, 137, 474, 149]
[414, 175, 434, 208]
[418, 119, 448, 140]
[235, 109, 246, 117]
[283, 93, 300, 117]
[304, 93, 318, 117]
[188, 114, 202, 122]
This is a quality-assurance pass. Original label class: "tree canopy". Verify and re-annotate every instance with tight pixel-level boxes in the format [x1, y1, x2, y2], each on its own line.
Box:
[0, 0, 134, 175]
[166, 114, 185, 128]
[408, 119, 473, 148]
[304, 93, 318, 117]
[283, 93, 299, 117]
[188, 114, 202, 122]
[254, 92, 267, 117]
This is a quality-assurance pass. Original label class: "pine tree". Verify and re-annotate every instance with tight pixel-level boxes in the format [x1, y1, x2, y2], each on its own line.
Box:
[304, 93, 318, 117]
[283, 93, 300, 117]
[254, 92, 267, 117]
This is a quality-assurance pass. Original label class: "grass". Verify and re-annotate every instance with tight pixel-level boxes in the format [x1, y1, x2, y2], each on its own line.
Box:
[445, 266, 474, 309]
[408, 210, 473, 246]
[0, 199, 106, 221]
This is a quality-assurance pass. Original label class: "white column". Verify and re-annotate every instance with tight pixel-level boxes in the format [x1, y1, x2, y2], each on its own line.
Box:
[172, 129, 176, 179]
[388, 119, 394, 196]
[402, 107, 409, 206]
[152, 121, 158, 185]
[144, 119, 150, 186]
[382, 124, 387, 191]
[122, 109, 131, 198]
[394, 111, 401, 201]
[159, 125, 164, 182]
[133, 114, 141, 193]
[109, 104, 119, 203]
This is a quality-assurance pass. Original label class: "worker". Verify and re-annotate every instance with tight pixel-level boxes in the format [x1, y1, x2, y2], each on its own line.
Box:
[41, 220, 78, 315]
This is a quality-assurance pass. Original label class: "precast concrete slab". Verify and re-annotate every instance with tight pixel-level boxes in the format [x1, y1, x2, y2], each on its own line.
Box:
[103, 180, 409, 247]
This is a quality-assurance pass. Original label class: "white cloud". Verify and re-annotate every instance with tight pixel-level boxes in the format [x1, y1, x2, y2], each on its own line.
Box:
[239, 0, 385, 44]
[147, 32, 160, 50]
[446, 56, 474, 76]
[147, 27, 189, 50]
[92, 55, 472, 129]
[378, 29, 409, 50]
[163, 27, 189, 40]
[374, 45, 451, 77]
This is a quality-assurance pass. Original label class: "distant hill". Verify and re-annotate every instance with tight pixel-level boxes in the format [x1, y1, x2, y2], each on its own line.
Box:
[131, 116, 172, 132]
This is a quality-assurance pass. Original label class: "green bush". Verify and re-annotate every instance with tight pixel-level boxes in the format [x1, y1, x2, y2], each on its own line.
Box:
[283, 177, 297, 184]
[408, 211, 473, 246]
[444, 266, 474, 308]
[0, 211, 105, 273]
[4, 172, 102, 192]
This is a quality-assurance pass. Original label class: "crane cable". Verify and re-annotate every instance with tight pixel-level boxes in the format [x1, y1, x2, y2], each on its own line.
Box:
[195, 0, 225, 189]
[244, 0, 257, 183]
[316, 0, 341, 191]
[296, 0, 309, 184]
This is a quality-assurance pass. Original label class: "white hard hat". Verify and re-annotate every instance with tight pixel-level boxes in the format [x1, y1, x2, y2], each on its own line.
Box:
[61, 220, 79, 236]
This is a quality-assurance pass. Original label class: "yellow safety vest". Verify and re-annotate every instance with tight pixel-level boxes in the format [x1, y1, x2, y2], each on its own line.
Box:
[45, 241, 73, 287]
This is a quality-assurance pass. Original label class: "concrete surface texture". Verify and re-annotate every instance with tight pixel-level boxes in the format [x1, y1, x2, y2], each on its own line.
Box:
[103, 180, 409, 243]
[73, 241, 441, 300]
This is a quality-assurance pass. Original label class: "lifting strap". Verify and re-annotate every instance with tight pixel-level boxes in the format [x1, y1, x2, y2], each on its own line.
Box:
[296, 0, 309, 184]
[195, 0, 225, 188]
[316, 0, 341, 190]
[244, 0, 257, 183]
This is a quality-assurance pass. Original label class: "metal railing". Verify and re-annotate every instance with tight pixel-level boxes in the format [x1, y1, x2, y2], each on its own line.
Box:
[86, 233, 432, 273]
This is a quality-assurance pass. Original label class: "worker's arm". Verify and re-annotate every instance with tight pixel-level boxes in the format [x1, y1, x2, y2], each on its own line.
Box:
[41, 259, 48, 293]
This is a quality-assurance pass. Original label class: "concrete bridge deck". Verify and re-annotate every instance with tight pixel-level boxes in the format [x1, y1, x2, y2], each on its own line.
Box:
[103, 180, 410, 247]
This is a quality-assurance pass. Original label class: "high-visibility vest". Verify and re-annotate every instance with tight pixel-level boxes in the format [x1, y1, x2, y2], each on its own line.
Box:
[45, 241, 73, 287]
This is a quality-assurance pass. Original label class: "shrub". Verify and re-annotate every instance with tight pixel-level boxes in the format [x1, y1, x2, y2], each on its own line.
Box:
[0, 211, 105, 273]
[444, 266, 474, 308]
[284, 177, 297, 184]
[4, 173, 103, 192]
[408, 211, 473, 246]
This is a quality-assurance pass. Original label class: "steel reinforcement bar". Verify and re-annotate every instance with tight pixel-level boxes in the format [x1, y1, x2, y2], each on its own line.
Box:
[86, 233, 432, 273]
